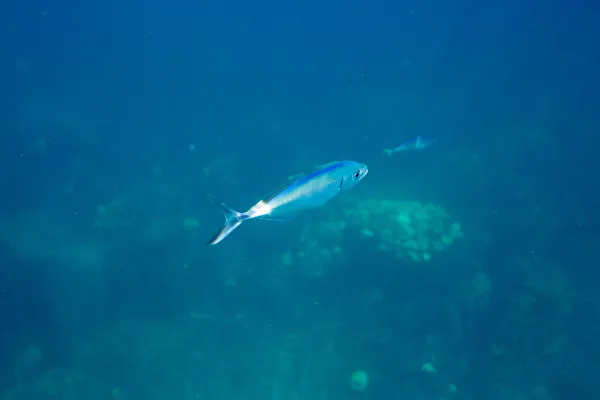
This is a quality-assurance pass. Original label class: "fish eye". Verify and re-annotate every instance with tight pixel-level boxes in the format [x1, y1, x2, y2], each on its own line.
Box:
[354, 170, 361, 179]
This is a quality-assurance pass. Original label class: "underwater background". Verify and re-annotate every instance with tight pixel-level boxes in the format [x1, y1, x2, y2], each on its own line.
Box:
[1, 0, 599, 399]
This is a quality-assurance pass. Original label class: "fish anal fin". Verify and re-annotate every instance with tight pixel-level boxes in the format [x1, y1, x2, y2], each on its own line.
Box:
[255, 216, 287, 222]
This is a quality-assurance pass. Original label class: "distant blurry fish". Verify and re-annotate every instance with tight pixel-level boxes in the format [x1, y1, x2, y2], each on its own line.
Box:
[207, 160, 369, 245]
[383, 136, 437, 156]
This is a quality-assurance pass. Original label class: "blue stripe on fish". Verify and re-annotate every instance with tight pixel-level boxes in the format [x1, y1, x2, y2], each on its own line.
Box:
[286, 161, 345, 192]
[263, 161, 346, 204]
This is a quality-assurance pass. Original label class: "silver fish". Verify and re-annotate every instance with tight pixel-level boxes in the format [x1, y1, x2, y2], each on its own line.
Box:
[207, 160, 369, 245]
[383, 135, 437, 156]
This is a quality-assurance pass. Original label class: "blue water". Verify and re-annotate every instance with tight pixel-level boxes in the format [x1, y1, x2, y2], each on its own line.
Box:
[1, 0, 599, 399]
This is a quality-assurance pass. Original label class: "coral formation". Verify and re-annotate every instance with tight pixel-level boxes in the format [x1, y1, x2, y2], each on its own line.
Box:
[345, 199, 462, 261]
[350, 369, 369, 391]
[281, 198, 462, 277]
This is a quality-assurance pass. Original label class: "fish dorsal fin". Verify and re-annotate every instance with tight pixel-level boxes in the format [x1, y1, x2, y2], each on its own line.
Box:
[286, 173, 305, 181]
[264, 170, 308, 203]
[263, 180, 293, 203]
[313, 161, 340, 170]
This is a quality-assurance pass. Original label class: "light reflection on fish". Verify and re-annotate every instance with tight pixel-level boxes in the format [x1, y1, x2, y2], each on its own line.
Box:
[383, 136, 437, 156]
[207, 160, 368, 245]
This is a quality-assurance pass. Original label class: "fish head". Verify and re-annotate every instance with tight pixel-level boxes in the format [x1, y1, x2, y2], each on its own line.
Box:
[340, 162, 368, 191]
[419, 136, 437, 148]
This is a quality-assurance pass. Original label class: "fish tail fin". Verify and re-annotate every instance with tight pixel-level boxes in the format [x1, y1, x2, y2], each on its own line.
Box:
[383, 148, 393, 156]
[207, 194, 246, 245]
